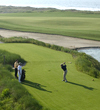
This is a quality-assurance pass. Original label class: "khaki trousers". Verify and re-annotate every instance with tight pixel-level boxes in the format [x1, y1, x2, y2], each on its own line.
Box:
[63, 70, 67, 81]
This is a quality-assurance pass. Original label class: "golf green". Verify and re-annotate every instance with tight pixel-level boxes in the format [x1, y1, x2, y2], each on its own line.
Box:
[0, 11, 100, 40]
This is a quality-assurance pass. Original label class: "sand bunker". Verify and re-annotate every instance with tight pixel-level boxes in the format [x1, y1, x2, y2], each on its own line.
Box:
[0, 29, 100, 49]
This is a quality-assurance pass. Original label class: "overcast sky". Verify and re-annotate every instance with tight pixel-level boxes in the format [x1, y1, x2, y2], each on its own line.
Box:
[0, 0, 57, 6]
[0, 0, 98, 6]
[0, 0, 100, 11]
[0, 0, 74, 9]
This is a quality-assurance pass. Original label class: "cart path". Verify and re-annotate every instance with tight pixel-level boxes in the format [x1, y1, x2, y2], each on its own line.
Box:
[0, 29, 100, 49]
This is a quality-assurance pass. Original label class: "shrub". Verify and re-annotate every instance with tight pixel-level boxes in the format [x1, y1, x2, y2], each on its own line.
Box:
[45, 43, 51, 48]
[1, 88, 10, 98]
[75, 54, 100, 78]
[61, 47, 71, 53]
[89, 68, 100, 78]
[50, 44, 59, 50]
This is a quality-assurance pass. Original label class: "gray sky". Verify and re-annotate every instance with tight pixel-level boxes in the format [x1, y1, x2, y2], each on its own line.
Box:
[0, 0, 58, 6]
[0, 0, 98, 6]
[0, 0, 100, 11]
[0, 0, 72, 9]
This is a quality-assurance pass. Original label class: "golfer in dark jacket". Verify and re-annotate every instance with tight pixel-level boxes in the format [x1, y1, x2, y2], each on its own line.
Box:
[61, 62, 67, 82]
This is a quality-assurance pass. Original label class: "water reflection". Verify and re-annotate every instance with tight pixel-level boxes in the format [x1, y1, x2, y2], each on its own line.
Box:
[78, 48, 100, 62]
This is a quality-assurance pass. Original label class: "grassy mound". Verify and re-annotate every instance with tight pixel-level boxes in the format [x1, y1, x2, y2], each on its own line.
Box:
[0, 50, 43, 110]
[0, 49, 25, 65]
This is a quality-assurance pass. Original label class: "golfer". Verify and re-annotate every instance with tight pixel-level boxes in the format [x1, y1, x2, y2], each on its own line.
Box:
[61, 62, 67, 82]
[18, 62, 22, 83]
[14, 59, 18, 79]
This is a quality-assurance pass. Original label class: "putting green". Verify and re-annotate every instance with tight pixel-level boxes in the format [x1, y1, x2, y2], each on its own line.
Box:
[0, 43, 100, 110]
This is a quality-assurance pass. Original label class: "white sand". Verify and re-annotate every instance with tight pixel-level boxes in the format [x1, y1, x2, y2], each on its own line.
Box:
[0, 29, 100, 49]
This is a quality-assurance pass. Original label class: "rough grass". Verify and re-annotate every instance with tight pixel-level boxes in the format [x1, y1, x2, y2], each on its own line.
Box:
[0, 43, 100, 110]
[0, 11, 100, 40]
[0, 50, 43, 110]
[75, 53, 100, 78]
[0, 49, 25, 65]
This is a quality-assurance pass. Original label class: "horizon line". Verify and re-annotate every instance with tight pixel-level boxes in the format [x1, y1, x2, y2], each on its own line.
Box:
[0, 4, 100, 11]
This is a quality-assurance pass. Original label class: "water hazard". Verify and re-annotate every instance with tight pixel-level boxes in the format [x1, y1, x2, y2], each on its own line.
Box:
[78, 48, 100, 62]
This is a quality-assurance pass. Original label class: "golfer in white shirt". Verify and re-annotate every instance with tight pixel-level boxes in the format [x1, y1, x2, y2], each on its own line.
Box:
[18, 62, 22, 83]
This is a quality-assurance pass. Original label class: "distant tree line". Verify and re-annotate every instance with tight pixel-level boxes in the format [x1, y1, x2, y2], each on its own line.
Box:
[0, 5, 57, 13]
[0, 5, 100, 13]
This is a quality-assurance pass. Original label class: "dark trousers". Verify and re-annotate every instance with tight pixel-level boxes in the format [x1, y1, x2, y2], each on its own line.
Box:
[15, 68, 18, 78]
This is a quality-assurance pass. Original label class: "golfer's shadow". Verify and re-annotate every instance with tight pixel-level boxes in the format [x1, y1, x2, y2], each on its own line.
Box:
[22, 80, 52, 93]
[67, 81, 94, 90]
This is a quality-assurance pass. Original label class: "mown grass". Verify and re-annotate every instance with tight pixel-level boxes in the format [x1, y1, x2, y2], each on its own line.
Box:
[0, 11, 100, 40]
[0, 50, 43, 110]
[0, 36, 100, 78]
[0, 10, 100, 109]
[0, 42, 100, 110]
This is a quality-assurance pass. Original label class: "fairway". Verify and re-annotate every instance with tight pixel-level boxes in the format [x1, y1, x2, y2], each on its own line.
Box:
[0, 11, 100, 40]
[0, 43, 100, 110]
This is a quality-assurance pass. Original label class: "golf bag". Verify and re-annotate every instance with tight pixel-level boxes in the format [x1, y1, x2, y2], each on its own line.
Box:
[21, 69, 26, 81]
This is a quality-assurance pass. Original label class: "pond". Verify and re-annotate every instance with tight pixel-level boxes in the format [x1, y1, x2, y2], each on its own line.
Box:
[78, 48, 100, 62]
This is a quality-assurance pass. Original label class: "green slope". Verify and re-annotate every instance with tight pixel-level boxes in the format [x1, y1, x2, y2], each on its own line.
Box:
[0, 43, 100, 110]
